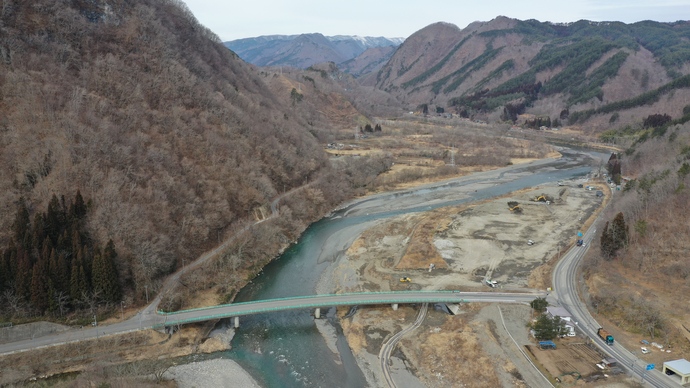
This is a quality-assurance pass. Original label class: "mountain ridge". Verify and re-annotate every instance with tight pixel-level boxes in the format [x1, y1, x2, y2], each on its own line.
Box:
[370, 17, 690, 130]
[225, 33, 403, 69]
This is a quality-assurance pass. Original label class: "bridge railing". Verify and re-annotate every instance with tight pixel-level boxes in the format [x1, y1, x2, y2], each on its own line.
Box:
[157, 290, 466, 315]
[153, 291, 474, 327]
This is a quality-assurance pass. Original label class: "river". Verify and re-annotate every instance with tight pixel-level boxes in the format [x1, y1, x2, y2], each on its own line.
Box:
[222, 149, 608, 387]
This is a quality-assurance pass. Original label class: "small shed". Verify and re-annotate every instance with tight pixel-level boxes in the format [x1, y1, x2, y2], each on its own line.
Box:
[602, 357, 617, 367]
[663, 359, 690, 385]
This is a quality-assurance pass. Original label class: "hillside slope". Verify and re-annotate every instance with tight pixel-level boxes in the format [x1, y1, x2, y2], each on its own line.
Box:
[0, 0, 361, 314]
[372, 17, 690, 131]
[582, 122, 690, 357]
[225, 33, 402, 70]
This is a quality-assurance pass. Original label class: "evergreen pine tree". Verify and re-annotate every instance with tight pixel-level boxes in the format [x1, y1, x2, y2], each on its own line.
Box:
[81, 245, 93, 289]
[0, 245, 17, 291]
[32, 213, 45, 253]
[102, 240, 121, 302]
[49, 248, 68, 292]
[72, 190, 87, 220]
[57, 229, 71, 256]
[0, 248, 9, 291]
[15, 249, 32, 300]
[30, 258, 51, 313]
[70, 248, 88, 302]
[5, 241, 17, 285]
[92, 244, 122, 303]
[13, 198, 32, 251]
[47, 287, 59, 314]
[611, 212, 629, 251]
[41, 237, 52, 264]
[600, 221, 615, 259]
[57, 252, 70, 294]
[45, 194, 63, 246]
[71, 225, 82, 259]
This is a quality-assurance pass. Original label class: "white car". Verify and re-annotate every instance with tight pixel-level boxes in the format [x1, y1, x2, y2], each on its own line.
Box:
[641, 347, 650, 354]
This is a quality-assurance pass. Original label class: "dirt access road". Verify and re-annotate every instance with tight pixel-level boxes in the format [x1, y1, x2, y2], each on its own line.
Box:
[317, 150, 615, 387]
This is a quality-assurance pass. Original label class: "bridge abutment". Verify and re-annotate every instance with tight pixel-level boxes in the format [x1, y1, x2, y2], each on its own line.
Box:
[391, 303, 398, 311]
[314, 308, 321, 319]
[234, 316, 240, 328]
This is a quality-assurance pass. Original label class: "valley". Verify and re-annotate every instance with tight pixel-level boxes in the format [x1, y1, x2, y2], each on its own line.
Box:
[1, 1, 690, 387]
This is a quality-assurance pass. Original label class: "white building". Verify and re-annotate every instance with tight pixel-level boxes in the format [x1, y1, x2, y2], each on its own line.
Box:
[663, 359, 690, 385]
[546, 306, 576, 336]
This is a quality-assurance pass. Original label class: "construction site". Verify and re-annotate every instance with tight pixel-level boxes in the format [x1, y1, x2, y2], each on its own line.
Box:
[324, 172, 619, 386]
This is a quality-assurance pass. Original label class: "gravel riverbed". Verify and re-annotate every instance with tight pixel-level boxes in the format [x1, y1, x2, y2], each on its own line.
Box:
[164, 358, 261, 388]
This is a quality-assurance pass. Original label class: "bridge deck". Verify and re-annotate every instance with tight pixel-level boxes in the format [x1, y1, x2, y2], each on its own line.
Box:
[155, 291, 541, 327]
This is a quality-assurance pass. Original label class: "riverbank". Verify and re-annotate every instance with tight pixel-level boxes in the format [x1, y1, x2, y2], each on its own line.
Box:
[164, 358, 261, 388]
[312, 153, 607, 386]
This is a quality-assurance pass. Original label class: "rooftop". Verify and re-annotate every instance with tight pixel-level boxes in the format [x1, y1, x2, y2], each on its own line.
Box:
[546, 306, 572, 318]
[664, 359, 690, 375]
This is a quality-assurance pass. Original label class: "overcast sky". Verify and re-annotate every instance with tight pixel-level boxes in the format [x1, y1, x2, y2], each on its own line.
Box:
[181, 0, 690, 41]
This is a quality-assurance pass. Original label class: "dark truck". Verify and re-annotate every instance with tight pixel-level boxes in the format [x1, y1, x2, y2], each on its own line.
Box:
[598, 328, 614, 345]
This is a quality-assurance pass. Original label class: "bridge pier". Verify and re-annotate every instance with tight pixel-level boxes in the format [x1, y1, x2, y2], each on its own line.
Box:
[314, 308, 321, 319]
[234, 316, 240, 329]
[391, 303, 398, 311]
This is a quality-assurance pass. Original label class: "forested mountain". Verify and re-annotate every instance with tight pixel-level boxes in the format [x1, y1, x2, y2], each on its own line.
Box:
[0, 0, 383, 318]
[225, 33, 402, 71]
[368, 17, 690, 131]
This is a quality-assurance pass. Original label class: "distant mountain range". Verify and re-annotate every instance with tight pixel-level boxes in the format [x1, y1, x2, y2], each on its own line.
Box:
[365, 17, 690, 130]
[225, 18, 690, 131]
[224, 34, 403, 73]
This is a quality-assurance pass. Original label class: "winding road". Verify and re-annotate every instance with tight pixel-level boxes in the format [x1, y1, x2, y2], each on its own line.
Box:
[552, 222, 678, 387]
[379, 303, 429, 388]
[6, 148, 668, 387]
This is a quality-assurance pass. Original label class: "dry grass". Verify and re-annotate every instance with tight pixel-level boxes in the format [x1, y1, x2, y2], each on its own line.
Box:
[0, 324, 222, 386]
[396, 209, 449, 270]
[402, 304, 502, 388]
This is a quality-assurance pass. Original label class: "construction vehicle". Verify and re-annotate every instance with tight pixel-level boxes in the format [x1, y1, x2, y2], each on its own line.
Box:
[507, 201, 522, 213]
[400, 277, 411, 283]
[597, 328, 614, 345]
[532, 194, 554, 203]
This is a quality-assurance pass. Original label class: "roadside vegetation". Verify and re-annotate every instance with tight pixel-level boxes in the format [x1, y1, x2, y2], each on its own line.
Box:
[582, 121, 690, 355]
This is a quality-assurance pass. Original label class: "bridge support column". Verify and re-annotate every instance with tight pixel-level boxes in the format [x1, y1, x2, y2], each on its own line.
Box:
[234, 317, 240, 329]
[314, 308, 321, 319]
[392, 303, 398, 311]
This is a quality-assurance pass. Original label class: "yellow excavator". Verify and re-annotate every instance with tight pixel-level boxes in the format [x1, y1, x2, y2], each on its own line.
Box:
[507, 201, 522, 213]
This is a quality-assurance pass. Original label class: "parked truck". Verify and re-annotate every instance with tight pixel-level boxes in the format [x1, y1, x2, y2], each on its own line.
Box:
[598, 328, 614, 345]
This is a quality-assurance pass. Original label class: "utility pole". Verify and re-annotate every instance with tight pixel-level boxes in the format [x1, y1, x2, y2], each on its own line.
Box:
[145, 285, 149, 304]
[121, 301, 124, 320]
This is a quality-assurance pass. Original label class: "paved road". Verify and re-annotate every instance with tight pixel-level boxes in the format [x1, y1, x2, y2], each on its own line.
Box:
[0, 291, 541, 356]
[379, 303, 429, 388]
[157, 290, 542, 326]
[552, 225, 679, 387]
